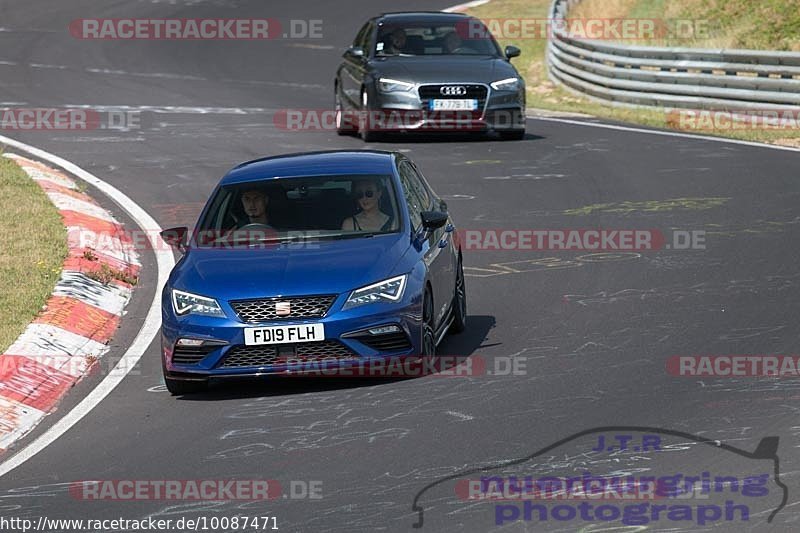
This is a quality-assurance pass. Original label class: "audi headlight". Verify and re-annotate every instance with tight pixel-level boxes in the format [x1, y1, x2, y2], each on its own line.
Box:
[377, 78, 415, 93]
[172, 289, 225, 317]
[343, 275, 408, 310]
[491, 77, 520, 91]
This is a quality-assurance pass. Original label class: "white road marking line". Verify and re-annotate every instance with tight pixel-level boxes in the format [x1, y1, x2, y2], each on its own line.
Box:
[443, 0, 491, 12]
[285, 43, 335, 50]
[0, 134, 175, 477]
[30, 63, 68, 70]
[529, 116, 800, 153]
[62, 104, 273, 115]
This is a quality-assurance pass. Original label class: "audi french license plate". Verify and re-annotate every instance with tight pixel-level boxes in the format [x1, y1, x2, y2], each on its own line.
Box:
[244, 324, 325, 346]
[429, 99, 478, 111]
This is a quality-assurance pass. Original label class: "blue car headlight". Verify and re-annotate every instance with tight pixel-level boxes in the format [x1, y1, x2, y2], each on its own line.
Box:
[343, 275, 408, 310]
[172, 289, 225, 317]
[490, 77, 520, 91]
[377, 78, 415, 93]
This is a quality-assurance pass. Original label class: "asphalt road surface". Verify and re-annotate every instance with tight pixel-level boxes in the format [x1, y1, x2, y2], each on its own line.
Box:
[1, 0, 799, 531]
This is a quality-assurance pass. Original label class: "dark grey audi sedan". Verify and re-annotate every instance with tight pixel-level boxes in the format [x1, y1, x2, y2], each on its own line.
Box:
[334, 12, 526, 141]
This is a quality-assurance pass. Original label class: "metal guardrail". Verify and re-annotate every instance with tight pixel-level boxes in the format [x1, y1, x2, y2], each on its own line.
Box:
[547, 0, 800, 111]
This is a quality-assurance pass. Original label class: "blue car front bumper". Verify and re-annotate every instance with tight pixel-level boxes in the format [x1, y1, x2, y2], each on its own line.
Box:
[161, 289, 424, 381]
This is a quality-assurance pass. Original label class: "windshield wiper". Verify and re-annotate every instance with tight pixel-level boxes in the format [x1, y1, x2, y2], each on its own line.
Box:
[331, 232, 378, 240]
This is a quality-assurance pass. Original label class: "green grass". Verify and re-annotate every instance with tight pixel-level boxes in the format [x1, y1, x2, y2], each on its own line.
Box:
[570, 0, 800, 49]
[677, 0, 800, 51]
[467, 0, 800, 148]
[0, 154, 68, 352]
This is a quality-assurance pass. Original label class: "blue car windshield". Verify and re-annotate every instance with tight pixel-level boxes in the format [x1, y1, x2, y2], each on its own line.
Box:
[194, 174, 401, 247]
[375, 20, 503, 57]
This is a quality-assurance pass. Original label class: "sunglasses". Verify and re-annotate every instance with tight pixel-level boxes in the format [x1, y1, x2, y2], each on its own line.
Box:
[355, 190, 376, 199]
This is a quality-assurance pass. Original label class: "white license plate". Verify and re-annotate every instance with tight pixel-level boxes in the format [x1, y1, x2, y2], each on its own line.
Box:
[429, 99, 478, 111]
[244, 324, 325, 346]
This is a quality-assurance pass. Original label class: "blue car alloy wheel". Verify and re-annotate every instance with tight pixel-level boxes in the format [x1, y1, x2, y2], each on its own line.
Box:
[159, 150, 466, 394]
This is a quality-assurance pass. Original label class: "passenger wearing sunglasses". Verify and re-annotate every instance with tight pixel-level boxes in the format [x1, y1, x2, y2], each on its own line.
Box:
[341, 178, 394, 232]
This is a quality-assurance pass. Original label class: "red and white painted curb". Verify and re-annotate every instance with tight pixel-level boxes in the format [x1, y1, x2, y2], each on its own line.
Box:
[0, 154, 139, 452]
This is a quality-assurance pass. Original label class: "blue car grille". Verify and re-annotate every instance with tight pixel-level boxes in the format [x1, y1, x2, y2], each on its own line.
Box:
[172, 345, 218, 365]
[220, 341, 358, 368]
[229, 295, 337, 323]
[353, 331, 413, 353]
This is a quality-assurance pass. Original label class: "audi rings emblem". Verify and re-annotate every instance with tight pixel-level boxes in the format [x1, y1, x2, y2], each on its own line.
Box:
[440, 86, 467, 96]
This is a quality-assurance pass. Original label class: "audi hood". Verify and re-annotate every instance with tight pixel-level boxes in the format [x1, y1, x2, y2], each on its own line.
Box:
[370, 56, 520, 85]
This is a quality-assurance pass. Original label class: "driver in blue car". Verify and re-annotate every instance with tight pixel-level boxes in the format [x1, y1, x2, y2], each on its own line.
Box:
[240, 188, 273, 227]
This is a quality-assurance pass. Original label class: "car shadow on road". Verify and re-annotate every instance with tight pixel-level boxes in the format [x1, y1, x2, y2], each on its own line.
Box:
[357, 132, 545, 144]
[176, 315, 496, 401]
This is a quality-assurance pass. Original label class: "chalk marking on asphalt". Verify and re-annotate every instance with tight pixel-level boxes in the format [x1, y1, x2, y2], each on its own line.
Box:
[0, 134, 174, 477]
[0, 59, 326, 90]
[445, 411, 475, 421]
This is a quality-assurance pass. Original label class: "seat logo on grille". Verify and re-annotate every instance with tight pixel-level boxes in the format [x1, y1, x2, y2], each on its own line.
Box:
[275, 301, 291, 316]
[440, 86, 467, 96]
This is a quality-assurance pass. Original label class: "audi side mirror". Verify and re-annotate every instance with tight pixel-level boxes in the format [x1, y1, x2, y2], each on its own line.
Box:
[346, 46, 365, 59]
[505, 45, 521, 59]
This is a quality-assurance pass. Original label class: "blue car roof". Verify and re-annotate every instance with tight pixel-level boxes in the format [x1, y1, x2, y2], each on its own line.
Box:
[378, 12, 472, 23]
[221, 150, 398, 185]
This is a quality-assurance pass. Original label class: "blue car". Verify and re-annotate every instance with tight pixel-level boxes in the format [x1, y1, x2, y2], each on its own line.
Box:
[160, 150, 466, 394]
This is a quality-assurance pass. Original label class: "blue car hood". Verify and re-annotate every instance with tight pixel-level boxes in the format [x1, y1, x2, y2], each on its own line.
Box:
[171, 235, 410, 301]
